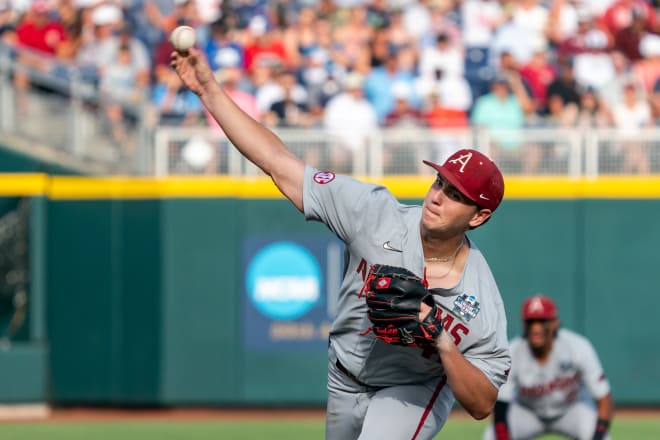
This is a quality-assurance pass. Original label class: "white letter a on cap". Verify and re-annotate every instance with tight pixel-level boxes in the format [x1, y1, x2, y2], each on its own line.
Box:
[449, 152, 472, 173]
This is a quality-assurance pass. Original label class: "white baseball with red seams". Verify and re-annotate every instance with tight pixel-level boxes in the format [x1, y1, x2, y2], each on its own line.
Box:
[170, 25, 196, 51]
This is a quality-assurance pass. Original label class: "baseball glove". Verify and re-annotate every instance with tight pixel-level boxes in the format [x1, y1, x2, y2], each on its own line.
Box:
[361, 264, 444, 347]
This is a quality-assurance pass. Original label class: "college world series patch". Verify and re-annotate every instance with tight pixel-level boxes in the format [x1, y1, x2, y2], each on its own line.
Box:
[453, 294, 480, 322]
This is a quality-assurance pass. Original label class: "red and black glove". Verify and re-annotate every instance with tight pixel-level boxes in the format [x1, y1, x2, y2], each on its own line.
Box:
[361, 264, 443, 347]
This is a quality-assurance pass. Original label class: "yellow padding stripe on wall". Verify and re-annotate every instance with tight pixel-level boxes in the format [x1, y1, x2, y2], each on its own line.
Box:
[1, 174, 660, 199]
[0, 174, 49, 196]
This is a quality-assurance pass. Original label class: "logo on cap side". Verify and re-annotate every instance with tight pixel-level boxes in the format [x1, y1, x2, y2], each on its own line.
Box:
[448, 152, 473, 173]
[479, 194, 490, 200]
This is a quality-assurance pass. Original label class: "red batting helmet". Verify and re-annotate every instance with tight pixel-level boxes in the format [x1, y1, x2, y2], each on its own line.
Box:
[521, 295, 558, 320]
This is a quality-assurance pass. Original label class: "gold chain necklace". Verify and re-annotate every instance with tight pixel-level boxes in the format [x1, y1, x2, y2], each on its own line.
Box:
[424, 237, 465, 263]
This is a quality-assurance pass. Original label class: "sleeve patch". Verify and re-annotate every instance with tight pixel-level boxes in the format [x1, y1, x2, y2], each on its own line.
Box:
[313, 171, 336, 184]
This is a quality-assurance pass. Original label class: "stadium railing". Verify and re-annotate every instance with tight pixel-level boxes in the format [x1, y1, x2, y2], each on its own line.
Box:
[1, 43, 659, 177]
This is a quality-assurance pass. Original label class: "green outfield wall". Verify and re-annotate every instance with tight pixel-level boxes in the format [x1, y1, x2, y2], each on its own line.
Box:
[0, 174, 659, 407]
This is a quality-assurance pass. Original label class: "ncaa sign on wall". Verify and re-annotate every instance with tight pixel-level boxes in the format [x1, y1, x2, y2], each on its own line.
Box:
[246, 241, 321, 320]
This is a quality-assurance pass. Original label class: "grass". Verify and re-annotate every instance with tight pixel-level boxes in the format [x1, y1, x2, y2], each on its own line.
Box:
[0, 416, 657, 439]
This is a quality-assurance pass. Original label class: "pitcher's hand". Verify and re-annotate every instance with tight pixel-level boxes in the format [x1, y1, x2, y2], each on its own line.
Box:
[170, 47, 216, 97]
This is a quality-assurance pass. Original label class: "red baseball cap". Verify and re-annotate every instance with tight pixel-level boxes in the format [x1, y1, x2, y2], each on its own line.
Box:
[521, 295, 558, 320]
[423, 149, 504, 211]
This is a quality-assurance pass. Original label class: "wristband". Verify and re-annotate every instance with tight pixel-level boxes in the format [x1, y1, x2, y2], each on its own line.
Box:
[493, 401, 510, 440]
[592, 418, 610, 440]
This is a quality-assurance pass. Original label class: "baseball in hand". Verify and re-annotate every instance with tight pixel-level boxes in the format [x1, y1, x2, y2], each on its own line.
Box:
[170, 25, 196, 52]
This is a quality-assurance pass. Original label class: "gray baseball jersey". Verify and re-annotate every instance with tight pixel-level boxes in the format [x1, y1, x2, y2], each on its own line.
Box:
[482, 328, 611, 440]
[499, 328, 611, 419]
[303, 166, 510, 439]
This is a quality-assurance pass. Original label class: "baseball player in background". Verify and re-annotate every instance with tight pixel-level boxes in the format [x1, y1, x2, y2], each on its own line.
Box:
[171, 47, 510, 440]
[483, 294, 614, 440]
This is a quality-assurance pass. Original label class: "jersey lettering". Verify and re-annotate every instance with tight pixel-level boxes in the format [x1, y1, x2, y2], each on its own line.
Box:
[519, 372, 580, 398]
[448, 152, 473, 173]
[450, 324, 469, 345]
[437, 307, 470, 345]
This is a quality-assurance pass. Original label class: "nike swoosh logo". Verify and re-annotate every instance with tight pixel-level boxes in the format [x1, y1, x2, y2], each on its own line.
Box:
[383, 241, 402, 252]
[479, 194, 490, 200]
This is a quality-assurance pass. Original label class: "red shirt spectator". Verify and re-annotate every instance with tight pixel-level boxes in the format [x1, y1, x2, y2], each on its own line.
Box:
[520, 50, 556, 112]
[243, 16, 288, 72]
[601, 0, 659, 37]
[16, 1, 67, 55]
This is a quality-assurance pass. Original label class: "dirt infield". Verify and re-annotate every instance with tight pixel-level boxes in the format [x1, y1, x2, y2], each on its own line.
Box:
[2, 406, 654, 423]
[48, 407, 327, 422]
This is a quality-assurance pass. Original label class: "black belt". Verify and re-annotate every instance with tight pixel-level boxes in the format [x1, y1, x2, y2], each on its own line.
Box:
[336, 359, 369, 387]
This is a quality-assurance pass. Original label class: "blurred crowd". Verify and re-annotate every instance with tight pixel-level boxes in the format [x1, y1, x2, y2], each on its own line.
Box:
[2, 0, 660, 172]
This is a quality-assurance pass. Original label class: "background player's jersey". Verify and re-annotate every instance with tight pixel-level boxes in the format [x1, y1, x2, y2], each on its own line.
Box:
[302, 166, 510, 389]
[498, 329, 611, 420]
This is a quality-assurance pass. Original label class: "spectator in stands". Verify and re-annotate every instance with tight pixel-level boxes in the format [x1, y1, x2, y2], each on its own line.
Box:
[422, 86, 470, 165]
[76, 4, 123, 80]
[600, 50, 637, 109]
[14, 0, 69, 111]
[547, 0, 581, 46]
[204, 18, 243, 72]
[366, 0, 391, 30]
[633, 33, 660, 94]
[99, 41, 148, 155]
[16, 0, 68, 56]
[265, 70, 314, 128]
[614, 8, 649, 61]
[323, 72, 378, 173]
[384, 82, 424, 128]
[546, 58, 582, 112]
[461, 0, 504, 98]
[381, 81, 425, 174]
[575, 86, 612, 128]
[572, 22, 616, 91]
[520, 44, 557, 114]
[611, 81, 652, 173]
[300, 47, 338, 115]
[490, 6, 537, 68]
[601, 0, 660, 39]
[243, 15, 289, 73]
[149, 66, 203, 126]
[281, 7, 320, 69]
[495, 51, 535, 114]
[364, 46, 419, 123]
[418, 32, 464, 82]
[470, 76, 529, 173]
[431, 69, 473, 115]
[143, 0, 200, 35]
[511, 0, 551, 56]
[385, 7, 416, 57]
[331, 5, 374, 74]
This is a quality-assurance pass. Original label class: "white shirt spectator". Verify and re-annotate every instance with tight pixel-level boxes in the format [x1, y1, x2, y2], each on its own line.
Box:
[435, 74, 473, 111]
[581, 0, 616, 17]
[461, 0, 503, 48]
[612, 100, 652, 134]
[403, 1, 433, 44]
[490, 19, 536, 65]
[418, 40, 464, 79]
[573, 29, 616, 91]
[512, 0, 549, 52]
[323, 89, 378, 153]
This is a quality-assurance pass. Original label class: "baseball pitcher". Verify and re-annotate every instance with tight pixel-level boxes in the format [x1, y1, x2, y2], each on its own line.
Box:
[171, 47, 511, 440]
[482, 295, 614, 440]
